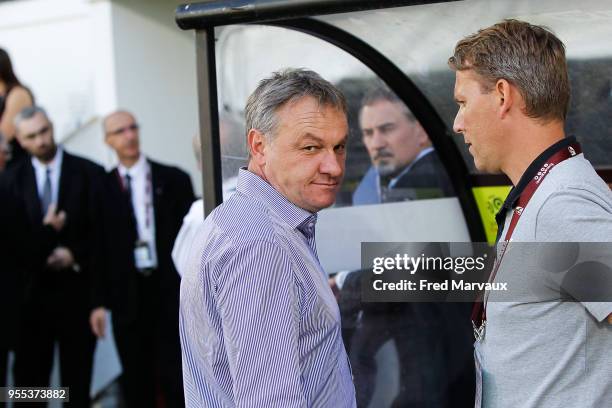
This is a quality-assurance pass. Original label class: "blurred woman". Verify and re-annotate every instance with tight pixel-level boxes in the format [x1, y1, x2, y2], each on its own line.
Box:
[0, 47, 34, 167]
[0, 135, 8, 171]
[0, 47, 34, 394]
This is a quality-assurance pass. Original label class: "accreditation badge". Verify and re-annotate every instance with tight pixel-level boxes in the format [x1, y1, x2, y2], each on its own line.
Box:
[134, 240, 155, 274]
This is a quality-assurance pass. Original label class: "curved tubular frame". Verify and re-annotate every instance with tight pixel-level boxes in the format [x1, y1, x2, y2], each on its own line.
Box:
[180, 2, 485, 241]
[269, 17, 485, 241]
[176, 0, 454, 30]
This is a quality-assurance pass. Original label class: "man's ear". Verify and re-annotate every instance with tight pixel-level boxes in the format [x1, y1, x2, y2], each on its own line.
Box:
[247, 128, 267, 165]
[414, 122, 430, 147]
[495, 79, 513, 119]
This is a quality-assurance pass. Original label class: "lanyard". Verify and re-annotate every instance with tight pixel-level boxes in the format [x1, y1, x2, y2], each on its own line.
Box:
[144, 171, 152, 228]
[471, 142, 582, 341]
[119, 169, 154, 230]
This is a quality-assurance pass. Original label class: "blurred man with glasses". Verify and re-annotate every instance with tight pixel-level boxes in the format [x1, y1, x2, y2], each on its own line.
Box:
[90, 110, 194, 407]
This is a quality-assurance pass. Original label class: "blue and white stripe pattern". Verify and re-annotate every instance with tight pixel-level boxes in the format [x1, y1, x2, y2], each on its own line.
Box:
[179, 168, 356, 407]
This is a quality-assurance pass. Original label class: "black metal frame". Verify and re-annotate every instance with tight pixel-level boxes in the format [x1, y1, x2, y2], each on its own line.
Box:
[176, 0, 486, 242]
[176, 0, 454, 30]
[195, 29, 223, 214]
[269, 18, 485, 241]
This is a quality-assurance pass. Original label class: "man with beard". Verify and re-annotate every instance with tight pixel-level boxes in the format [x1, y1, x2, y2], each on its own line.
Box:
[339, 85, 473, 407]
[2, 106, 104, 406]
[352, 84, 453, 205]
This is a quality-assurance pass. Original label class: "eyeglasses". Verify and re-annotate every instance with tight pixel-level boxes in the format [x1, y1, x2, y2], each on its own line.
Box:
[107, 123, 139, 136]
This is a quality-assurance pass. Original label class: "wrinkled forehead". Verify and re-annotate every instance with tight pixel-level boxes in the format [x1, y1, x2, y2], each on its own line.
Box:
[278, 98, 347, 133]
[359, 99, 408, 123]
[278, 96, 345, 118]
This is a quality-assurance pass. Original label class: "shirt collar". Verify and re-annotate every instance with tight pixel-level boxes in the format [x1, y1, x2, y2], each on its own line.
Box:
[495, 136, 576, 241]
[31, 145, 63, 173]
[118, 154, 147, 178]
[236, 168, 317, 232]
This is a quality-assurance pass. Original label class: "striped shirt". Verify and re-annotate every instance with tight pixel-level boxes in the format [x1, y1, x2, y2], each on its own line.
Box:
[179, 168, 356, 407]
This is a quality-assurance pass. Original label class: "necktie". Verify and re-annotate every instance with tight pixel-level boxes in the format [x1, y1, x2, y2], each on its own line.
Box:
[124, 173, 139, 238]
[41, 167, 52, 218]
[125, 173, 133, 198]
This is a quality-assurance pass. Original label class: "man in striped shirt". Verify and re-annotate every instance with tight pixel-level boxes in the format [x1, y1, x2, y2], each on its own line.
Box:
[179, 68, 356, 407]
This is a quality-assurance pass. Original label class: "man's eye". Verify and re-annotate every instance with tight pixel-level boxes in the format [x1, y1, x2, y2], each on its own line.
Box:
[335, 144, 346, 153]
[303, 146, 318, 152]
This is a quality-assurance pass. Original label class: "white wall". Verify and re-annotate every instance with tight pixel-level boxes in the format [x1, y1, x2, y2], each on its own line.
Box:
[0, 0, 201, 193]
[110, 0, 200, 193]
[1, 0, 201, 395]
[0, 0, 98, 143]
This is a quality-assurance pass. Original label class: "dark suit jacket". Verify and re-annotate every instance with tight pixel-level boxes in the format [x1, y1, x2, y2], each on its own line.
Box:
[353, 150, 455, 205]
[0, 149, 105, 310]
[99, 159, 194, 325]
[385, 150, 455, 202]
[0, 176, 30, 348]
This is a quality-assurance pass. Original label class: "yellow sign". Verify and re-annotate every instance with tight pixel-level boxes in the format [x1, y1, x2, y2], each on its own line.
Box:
[472, 186, 512, 244]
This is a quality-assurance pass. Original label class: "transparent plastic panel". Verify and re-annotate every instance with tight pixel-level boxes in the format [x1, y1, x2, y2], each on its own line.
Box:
[319, 0, 612, 170]
[214, 23, 373, 198]
[215, 25, 458, 205]
[214, 23, 472, 408]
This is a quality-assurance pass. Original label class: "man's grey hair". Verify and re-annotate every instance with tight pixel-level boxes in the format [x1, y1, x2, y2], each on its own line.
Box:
[14, 105, 49, 129]
[360, 83, 415, 122]
[245, 68, 347, 141]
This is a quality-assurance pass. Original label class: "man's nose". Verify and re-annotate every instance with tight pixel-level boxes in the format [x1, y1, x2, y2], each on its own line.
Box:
[125, 128, 138, 142]
[370, 130, 387, 149]
[453, 111, 464, 134]
[320, 150, 343, 178]
[34, 135, 47, 148]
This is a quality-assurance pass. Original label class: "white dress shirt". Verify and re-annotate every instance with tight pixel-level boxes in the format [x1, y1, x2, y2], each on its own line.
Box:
[118, 154, 158, 268]
[171, 176, 239, 276]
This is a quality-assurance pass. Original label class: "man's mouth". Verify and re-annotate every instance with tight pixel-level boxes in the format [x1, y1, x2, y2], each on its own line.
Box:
[374, 153, 393, 161]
